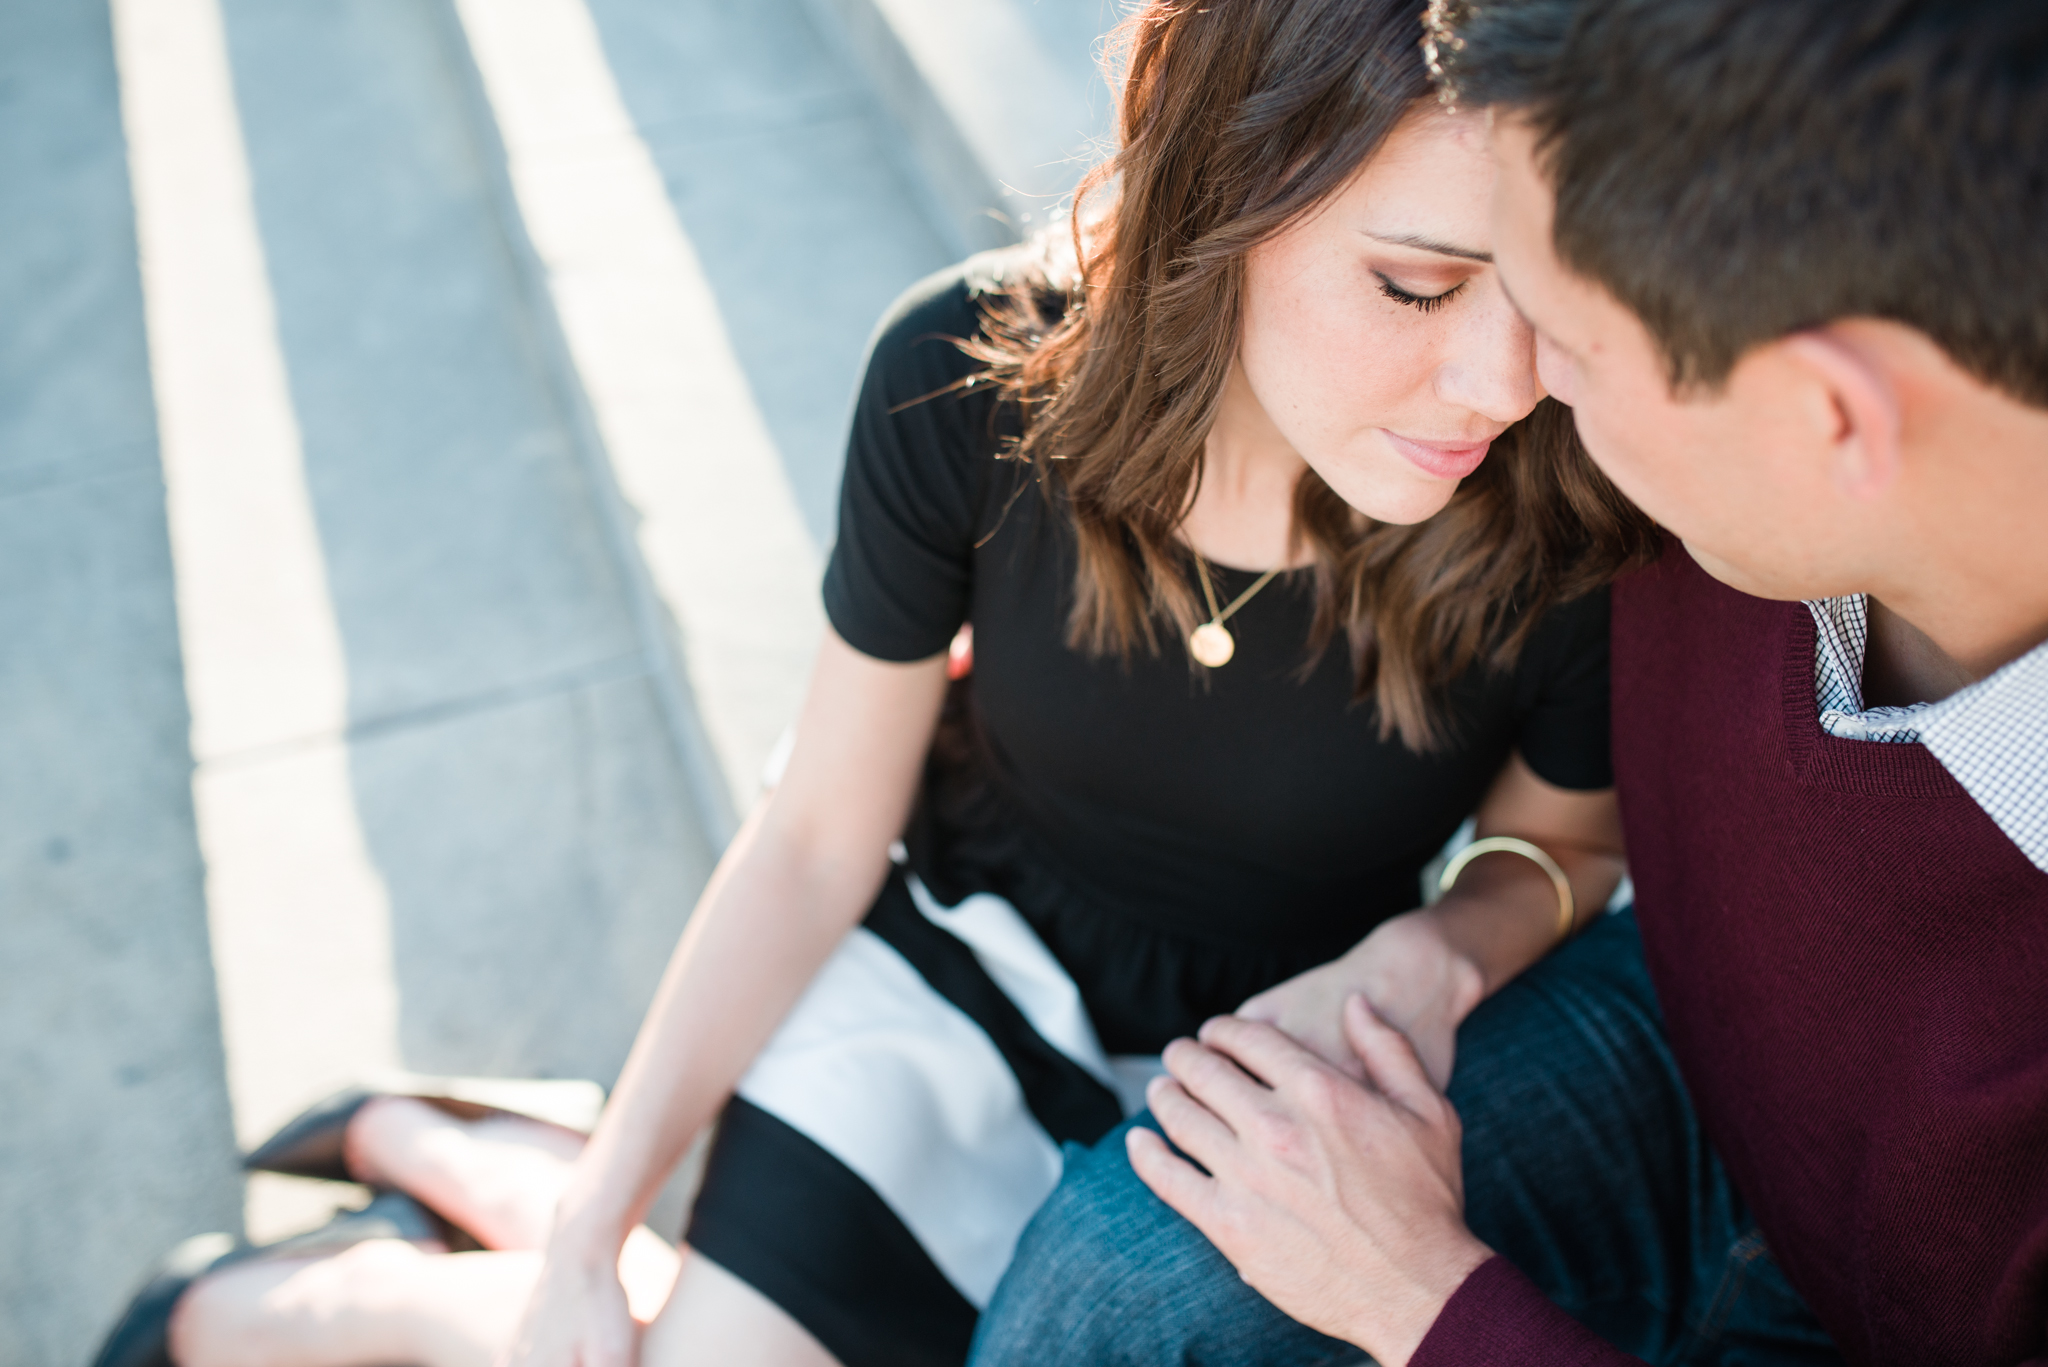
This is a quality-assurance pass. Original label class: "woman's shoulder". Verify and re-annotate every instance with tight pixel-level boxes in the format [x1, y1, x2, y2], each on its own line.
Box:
[861, 244, 1069, 402]
[1530, 583, 1613, 644]
[828, 248, 1061, 663]
[837, 249, 1056, 551]
[1510, 585, 1614, 686]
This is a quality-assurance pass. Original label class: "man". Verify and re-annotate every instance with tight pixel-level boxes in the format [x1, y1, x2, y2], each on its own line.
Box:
[969, 1, 2048, 1363]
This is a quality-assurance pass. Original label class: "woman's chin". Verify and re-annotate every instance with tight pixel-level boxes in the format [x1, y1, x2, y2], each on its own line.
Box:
[1324, 469, 1464, 526]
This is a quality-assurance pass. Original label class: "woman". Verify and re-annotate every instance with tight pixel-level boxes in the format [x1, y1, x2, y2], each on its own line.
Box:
[512, 2, 1655, 1366]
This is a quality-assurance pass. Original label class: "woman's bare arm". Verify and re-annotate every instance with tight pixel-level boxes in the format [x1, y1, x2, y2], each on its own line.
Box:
[1237, 753, 1626, 1086]
[502, 628, 949, 1367]
[1427, 751, 1628, 1000]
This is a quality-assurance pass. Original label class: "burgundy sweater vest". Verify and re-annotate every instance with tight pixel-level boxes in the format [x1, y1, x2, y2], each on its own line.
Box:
[1419, 548, 2048, 1367]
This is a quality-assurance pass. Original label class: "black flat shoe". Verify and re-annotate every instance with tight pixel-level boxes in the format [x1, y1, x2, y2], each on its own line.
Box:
[241, 1073, 605, 1183]
[90, 1232, 236, 1367]
[88, 1192, 444, 1367]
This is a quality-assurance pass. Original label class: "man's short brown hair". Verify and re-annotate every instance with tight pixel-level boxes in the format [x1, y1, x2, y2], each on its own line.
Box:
[1428, 0, 2048, 407]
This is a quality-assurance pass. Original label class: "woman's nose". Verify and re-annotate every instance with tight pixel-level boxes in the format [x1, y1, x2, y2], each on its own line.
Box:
[1436, 286, 1543, 424]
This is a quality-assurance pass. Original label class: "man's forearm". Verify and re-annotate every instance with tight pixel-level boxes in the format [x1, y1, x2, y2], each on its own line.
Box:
[1408, 1257, 1646, 1367]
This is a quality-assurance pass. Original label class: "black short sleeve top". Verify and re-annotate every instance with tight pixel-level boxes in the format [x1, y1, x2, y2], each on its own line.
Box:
[824, 255, 1612, 963]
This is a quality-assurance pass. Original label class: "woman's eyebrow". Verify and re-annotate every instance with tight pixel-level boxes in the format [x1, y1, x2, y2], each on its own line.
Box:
[1364, 231, 1493, 263]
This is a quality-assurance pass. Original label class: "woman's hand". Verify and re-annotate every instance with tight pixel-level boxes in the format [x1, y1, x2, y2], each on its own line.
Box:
[491, 630, 951, 1363]
[1236, 910, 1481, 1089]
[498, 1239, 637, 1367]
[1241, 753, 1627, 1089]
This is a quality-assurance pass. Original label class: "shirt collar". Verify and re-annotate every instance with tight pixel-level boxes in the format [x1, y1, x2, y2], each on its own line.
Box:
[1806, 596, 2048, 873]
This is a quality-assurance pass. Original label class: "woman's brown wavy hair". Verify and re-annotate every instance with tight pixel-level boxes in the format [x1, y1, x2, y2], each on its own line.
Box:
[967, 0, 1658, 751]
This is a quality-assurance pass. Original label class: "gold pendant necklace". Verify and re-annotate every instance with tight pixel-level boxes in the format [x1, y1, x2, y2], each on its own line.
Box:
[1188, 553, 1283, 668]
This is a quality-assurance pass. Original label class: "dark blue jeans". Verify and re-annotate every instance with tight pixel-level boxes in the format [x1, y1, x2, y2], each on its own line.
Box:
[970, 912, 1841, 1367]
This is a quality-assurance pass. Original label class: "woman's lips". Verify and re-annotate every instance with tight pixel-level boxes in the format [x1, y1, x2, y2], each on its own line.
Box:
[1382, 431, 1494, 480]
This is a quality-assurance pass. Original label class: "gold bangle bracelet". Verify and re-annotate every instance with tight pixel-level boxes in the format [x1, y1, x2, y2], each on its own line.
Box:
[1437, 836, 1576, 944]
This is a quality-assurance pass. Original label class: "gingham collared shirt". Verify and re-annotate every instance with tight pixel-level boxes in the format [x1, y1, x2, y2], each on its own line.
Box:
[1807, 595, 2048, 873]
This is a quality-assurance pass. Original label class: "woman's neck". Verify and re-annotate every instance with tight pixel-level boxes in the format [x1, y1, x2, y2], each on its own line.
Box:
[1182, 362, 1316, 571]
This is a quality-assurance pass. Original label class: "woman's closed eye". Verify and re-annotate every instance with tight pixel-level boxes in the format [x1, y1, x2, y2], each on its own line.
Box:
[1374, 271, 1467, 314]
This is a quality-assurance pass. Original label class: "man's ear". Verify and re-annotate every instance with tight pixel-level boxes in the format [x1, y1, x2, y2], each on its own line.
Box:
[1778, 329, 1903, 500]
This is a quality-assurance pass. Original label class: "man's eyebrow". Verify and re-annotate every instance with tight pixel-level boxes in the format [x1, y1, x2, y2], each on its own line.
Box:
[1364, 231, 1493, 264]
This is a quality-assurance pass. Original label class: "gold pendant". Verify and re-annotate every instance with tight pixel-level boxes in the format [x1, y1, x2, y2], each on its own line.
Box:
[1189, 621, 1236, 668]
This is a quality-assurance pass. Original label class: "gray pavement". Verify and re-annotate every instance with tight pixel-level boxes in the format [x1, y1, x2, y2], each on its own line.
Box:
[590, 0, 957, 542]
[215, 0, 716, 1082]
[0, 6, 242, 1365]
[0, 2, 1113, 1362]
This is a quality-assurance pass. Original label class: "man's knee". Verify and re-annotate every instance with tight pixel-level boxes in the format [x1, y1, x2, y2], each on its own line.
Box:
[976, 1126, 1178, 1361]
[975, 1121, 1320, 1367]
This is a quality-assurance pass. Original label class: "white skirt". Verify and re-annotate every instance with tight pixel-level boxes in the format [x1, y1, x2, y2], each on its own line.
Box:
[684, 867, 1159, 1367]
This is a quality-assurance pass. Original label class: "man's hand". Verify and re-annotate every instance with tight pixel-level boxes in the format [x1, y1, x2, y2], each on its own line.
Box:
[1129, 996, 1494, 1367]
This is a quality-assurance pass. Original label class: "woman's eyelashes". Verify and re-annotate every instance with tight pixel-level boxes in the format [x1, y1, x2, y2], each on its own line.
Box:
[1374, 271, 1467, 314]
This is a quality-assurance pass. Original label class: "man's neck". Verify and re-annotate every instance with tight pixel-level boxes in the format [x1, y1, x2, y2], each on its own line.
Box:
[1861, 598, 1979, 708]
[1862, 585, 2048, 707]
[1855, 341, 2048, 705]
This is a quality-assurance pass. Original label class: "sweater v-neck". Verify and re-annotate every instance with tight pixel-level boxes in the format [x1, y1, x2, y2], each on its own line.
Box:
[1776, 601, 1965, 800]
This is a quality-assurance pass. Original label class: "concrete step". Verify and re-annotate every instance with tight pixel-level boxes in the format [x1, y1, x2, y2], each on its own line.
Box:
[802, 0, 1120, 252]
[1, 1, 1121, 1362]
[110, 0, 730, 1264]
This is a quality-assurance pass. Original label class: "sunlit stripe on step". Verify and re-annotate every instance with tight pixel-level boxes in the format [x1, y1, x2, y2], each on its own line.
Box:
[453, 0, 824, 833]
[110, 0, 402, 1238]
[816, 0, 1103, 246]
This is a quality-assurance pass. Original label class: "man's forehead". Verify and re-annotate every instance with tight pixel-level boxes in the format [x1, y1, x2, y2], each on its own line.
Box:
[1479, 122, 1563, 306]
[1483, 118, 1553, 215]
[1482, 127, 1664, 383]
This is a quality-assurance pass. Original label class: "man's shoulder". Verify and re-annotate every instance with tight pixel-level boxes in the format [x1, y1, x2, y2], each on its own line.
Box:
[1607, 540, 1812, 773]
[1612, 540, 1797, 650]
